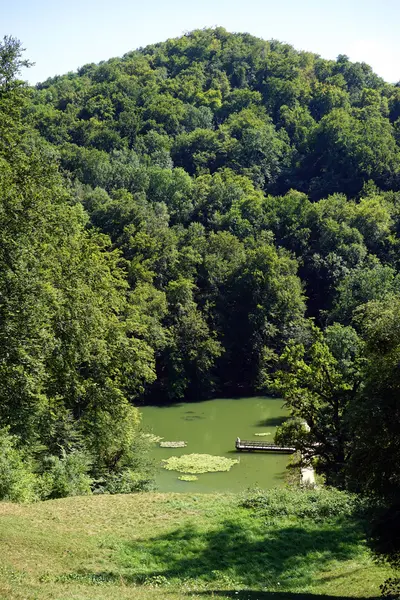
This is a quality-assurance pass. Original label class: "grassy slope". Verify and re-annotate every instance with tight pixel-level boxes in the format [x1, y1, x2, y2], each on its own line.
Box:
[0, 492, 389, 600]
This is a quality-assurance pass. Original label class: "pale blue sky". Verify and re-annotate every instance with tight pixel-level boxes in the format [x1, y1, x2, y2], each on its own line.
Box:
[2, 0, 400, 85]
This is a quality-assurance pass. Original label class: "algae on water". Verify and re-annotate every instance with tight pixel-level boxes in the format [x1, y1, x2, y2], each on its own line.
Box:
[144, 433, 164, 443]
[178, 474, 198, 481]
[159, 441, 187, 448]
[162, 453, 239, 474]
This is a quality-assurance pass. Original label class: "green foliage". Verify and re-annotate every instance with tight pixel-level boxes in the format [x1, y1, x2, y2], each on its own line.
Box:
[331, 260, 400, 324]
[39, 451, 93, 499]
[25, 28, 400, 408]
[241, 487, 361, 521]
[349, 296, 400, 500]
[0, 37, 156, 498]
[0, 36, 32, 88]
[100, 468, 155, 493]
[0, 429, 38, 503]
[270, 322, 364, 486]
[4, 28, 399, 599]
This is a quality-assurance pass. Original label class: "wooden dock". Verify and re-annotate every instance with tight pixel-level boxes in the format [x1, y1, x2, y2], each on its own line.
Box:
[235, 437, 295, 453]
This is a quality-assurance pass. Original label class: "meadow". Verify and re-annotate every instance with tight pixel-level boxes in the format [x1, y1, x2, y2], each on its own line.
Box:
[0, 489, 390, 600]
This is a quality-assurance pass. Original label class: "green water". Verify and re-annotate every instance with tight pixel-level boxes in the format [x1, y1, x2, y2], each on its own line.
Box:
[141, 396, 289, 493]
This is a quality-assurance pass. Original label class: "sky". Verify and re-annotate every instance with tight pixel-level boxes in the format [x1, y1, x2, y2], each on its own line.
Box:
[2, 0, 400, 85]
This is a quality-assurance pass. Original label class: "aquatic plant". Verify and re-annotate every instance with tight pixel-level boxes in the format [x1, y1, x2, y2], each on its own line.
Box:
[254, 432, 271, 436]
[162, 453, 239, 474]
[143, 434, 164, 443]
[159, 441, 187, 448]
[178, 474, 198, 481]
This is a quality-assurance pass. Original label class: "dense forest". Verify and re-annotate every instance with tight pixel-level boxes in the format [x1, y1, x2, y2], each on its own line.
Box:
[0, 30, 399, 580]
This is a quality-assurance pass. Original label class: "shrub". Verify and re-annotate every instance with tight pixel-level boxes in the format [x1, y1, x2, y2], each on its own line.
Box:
[0, 428, 38, 503]
[95, 432, 156, 494]
[241, 487, 361, 521]
[100, 468, 155, 493]
[40, 450, 93, 499]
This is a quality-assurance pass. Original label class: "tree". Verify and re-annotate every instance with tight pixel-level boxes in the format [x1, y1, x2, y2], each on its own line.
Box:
[330, 260, 400, 324]
[0, 36, 156, 494]
[348, 297, 400, 500]
[221, 107, 291, 190]
[303, 106, 400, 199]
[0, 36, 32, 90]
[272, 323, 364, 486]
[222, 234, 306, 392]
[348, 297, 400, 598]
[158, 277, 222, 399]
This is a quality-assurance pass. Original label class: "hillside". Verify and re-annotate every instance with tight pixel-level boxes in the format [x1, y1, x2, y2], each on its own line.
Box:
[0, 490, 389, 599]
[28, 27, 400, 401]
[32, 27, 400, 201]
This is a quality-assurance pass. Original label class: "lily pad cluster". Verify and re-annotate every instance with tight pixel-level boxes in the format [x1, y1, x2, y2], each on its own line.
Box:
[178, 474, 199, 481]
[162, 453, 239, 474]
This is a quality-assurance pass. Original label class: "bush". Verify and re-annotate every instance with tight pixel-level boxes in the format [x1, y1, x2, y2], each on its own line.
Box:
[40, 451, 93, 499]
[93, 432, 156, 494]
[100, 468, 155, 494]
[0, 429, 38, 503]
[240, 487, 361, 521]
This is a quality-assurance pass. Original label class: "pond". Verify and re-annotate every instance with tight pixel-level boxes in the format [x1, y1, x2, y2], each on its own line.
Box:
[140, 396, 290, 493]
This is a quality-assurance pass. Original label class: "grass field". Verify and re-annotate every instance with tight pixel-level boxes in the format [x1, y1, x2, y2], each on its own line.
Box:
[0, 491, 390, 600]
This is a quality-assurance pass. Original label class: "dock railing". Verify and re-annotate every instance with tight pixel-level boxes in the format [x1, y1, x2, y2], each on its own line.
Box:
[235, 437, 295, 453]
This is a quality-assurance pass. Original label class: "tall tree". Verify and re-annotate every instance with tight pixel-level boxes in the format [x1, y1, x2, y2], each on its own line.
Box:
[271, 323, 364, 486]
[0, 36, 156, 486]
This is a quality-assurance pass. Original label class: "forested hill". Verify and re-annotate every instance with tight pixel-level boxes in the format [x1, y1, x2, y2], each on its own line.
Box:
[28, 28, 400, 399]
[1, 30, 400, 508]
[32, 28, 400, 201]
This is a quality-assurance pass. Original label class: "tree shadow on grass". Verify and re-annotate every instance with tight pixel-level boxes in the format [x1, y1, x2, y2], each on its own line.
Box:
[186, 592, 378, 600]
[115, 516, 367, 591]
